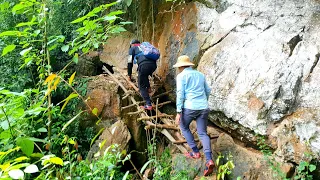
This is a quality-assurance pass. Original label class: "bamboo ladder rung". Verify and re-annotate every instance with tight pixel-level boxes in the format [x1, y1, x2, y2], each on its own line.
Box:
[145, 124, 179, 131]
[137, 114, 174, 121]
[173, 135, 220, 144]
[104, 66, 188, 153]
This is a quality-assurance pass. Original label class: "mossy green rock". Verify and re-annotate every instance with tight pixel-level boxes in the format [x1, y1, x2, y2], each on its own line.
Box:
[172, 154, 204, 179]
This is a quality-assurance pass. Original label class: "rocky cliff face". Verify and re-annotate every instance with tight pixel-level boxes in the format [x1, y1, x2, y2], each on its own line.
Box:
[100, 0, 320, 165]
[194, 0, 320, 162]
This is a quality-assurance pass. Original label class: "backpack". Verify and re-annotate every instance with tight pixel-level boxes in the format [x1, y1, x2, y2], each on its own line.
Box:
[137, 42, 160, 61]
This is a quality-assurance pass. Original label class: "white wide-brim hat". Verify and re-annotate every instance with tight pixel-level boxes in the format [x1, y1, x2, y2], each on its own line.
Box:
[173, 55, 195, 68]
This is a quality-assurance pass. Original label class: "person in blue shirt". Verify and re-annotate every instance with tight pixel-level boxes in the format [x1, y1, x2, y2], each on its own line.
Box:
[173, 55, 214, 176]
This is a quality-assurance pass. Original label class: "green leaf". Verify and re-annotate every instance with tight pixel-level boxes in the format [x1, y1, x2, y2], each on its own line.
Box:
[72, 53, 79, 64]
[60, 93, 78, 112]
[309, 164, 316, 172]
[0, 31, 27, 37]
[61, 111, 83, 131]
[298, 161, 308, 171]
[8, 169, 24, 179]
[103, 15, 117, 21]
[34, 30, 41, 35]
[0, 2, 10, 12]
[71, 16, 88, 24]
[140, 159, 154, 174]
[26, 137, 47, 143]
[30, 153, 44, 158]
[108, 10, 124, 16]
[37, 128, 47, 133]
[61, 45, 69, 52]
[110, 26, 126, 33]
[90, 128, 104, 147]
[2, 44, 16, 56]
[122, 171, 130, 180]
[16, 137, 34, 156]
[1, 121, 9, 130]
[14, 156, 29, 162]
[16, 21, 37, 27]
[20, 47, 32, 56]
[24, 164, 39, 173]
[92, 108, 98, 116]
[49, 157, 63, 166]
[0, 130, 11, 139]
[68, 72, 76, 85]
[119, 21, 133, 25]
[12, 4, 24, 13]
[104, 1, 118, 8]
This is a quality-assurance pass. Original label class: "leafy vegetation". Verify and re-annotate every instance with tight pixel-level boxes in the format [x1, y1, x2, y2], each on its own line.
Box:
[294, 153, 317, 180]
[216, 152, 235, 180]
[257, 135, 318, 180]
[0, 0, 133, 179]
[257, 135, 289, 180]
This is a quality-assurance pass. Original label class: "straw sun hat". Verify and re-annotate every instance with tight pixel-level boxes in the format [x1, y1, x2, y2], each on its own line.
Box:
[173, 55, 195, 68]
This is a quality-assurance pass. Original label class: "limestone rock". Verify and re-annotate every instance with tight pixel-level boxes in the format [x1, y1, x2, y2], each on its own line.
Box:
[215, 133, 276, 180]
[87, 120, 131, 160]
[99, 0, 320, 175]
[75, 51, 102, 76]
[86, 75, 120, 123]
[99, 32, 135, 69]
[143, 0, 320, 164]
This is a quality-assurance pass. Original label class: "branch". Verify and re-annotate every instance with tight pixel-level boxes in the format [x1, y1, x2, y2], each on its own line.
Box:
[137, 114, 174, 121]
[173, 135, 220, 144]
[145, 124, 179, 131]
[1, 107, 14, 138]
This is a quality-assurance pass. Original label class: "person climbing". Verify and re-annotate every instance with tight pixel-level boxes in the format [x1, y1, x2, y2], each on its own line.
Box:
[136, 44, 158, 111]
[128, 39, 141, 81]
[173, 55, 214, 176]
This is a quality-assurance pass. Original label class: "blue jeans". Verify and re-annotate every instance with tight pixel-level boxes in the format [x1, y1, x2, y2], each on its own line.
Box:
[180, 108, 211, 154]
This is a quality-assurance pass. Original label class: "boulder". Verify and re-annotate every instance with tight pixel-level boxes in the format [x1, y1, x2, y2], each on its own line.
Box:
[133, 0, 320, 164]
[85, 75, 120, 126]
[215, 133, 288, 180]
[172, 154, 206, 179]
[87, 120, 131, 160]
[74, 51, 102, 76]
[99, 32, 135, 69]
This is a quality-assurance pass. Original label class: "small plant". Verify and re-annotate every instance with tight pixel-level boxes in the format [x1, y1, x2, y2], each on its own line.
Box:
[71, 144, 131, 180]
[294, 152, 317, 180]
[216, 152, 235, 180]
[153, 148, 172, 180]
[256, 135, 288, 180]
[171, 169, 190, 180]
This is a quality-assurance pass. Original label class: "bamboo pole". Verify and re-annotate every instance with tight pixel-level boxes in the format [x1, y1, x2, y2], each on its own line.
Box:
[115, 68, 190, 149]
[103, 66, 187, 153]
[173, 135, 220, 144]
[153, 101, 171, 107]
[137, 114, 174, 121]
[151, 90, 173, 100]
[127, 110, 144, 115]
[116, 68, 140, 92]
[145, 124, 179, 131]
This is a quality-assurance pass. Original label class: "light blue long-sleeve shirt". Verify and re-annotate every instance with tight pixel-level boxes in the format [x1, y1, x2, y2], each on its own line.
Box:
[176, 67, 211, 113]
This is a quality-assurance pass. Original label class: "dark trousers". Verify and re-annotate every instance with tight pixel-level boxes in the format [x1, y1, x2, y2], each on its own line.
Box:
[180, 108, 212, 154]
[138, 63, 157, 106]
[127, 63, 133, 77]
